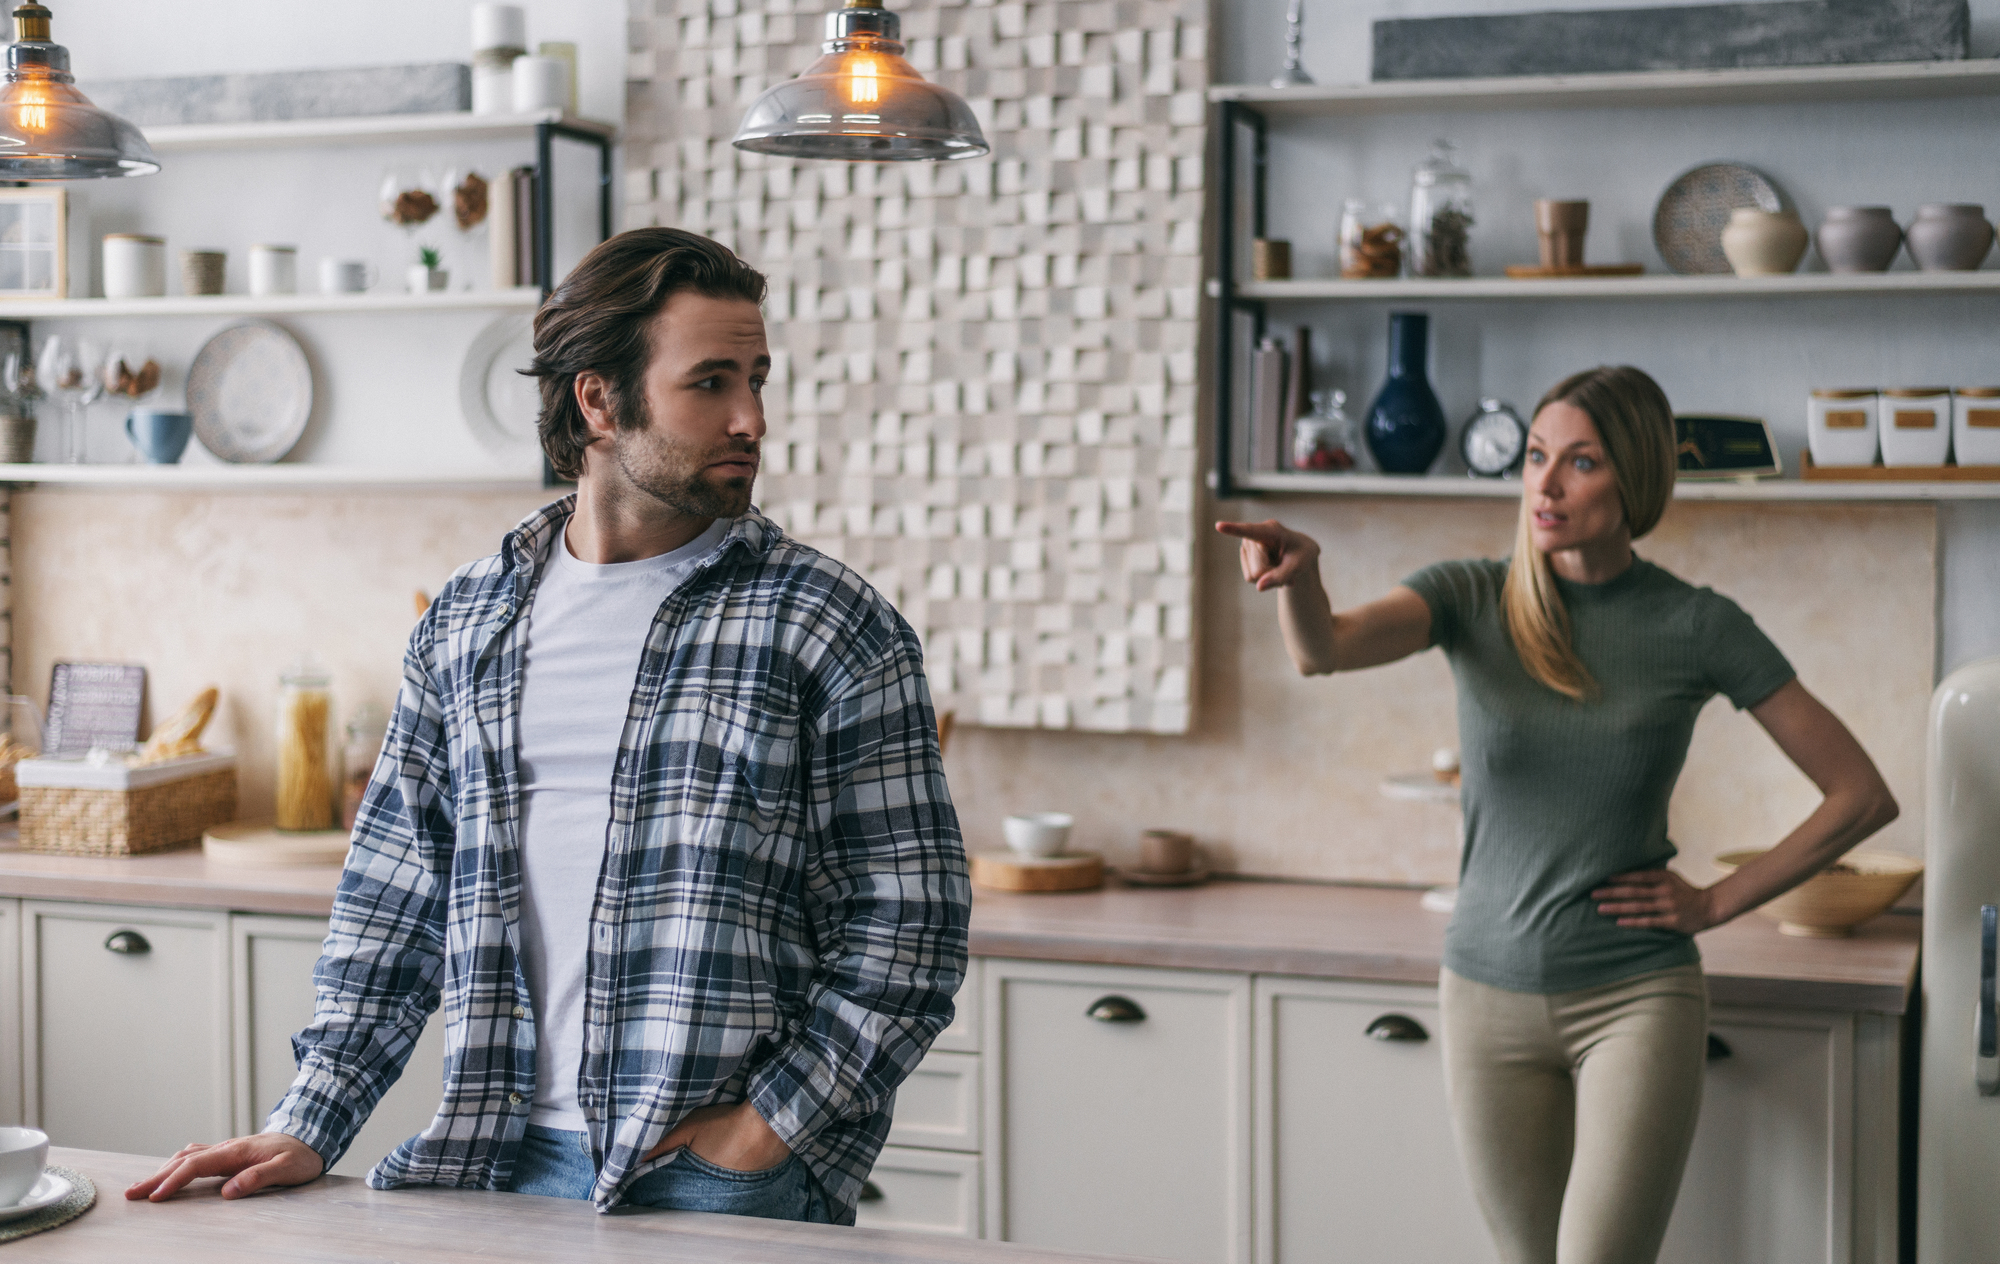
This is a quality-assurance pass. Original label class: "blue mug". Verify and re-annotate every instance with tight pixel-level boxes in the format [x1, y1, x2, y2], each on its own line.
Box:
[125, 408, 192, 464]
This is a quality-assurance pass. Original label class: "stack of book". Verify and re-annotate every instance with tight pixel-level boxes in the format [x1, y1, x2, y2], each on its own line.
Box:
[488, 165, 546, 289]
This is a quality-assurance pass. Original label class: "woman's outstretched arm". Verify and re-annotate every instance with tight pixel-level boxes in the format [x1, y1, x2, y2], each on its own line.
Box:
[1215, 519, 1432, 676]
[1592, 679, 1901, 932]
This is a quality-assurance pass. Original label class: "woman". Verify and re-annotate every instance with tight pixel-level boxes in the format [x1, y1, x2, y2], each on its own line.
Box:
[1217, 366, 1897, 1264]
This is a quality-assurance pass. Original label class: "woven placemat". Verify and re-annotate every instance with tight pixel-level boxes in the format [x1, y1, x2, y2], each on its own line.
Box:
[0, 1166, 97, 1245]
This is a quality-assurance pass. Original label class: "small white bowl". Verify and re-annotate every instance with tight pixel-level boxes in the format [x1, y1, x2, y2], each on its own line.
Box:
[1003, 812, 1073, 858]
[0, 1127, 48, 1207]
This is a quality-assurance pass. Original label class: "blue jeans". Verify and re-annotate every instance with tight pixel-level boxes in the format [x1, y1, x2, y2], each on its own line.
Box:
[506, 1125, 832, 1222]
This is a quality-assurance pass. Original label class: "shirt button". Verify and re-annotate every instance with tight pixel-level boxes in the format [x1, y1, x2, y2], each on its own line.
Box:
[509, 1092, 524, 1105]
[512, 1006, 526, 1019]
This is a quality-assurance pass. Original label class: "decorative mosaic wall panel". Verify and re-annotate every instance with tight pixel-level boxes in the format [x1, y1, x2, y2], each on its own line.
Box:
[625, 0, 1207, 733]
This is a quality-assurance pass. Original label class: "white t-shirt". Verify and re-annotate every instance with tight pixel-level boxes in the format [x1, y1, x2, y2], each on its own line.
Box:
[515, 517, 728, 1130]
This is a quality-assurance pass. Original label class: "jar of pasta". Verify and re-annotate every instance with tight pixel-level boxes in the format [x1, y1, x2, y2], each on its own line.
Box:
[276, 660, 335, 831]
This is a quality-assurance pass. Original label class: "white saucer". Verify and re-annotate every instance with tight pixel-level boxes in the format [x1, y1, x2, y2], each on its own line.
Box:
[0, 1172, 72, 1222]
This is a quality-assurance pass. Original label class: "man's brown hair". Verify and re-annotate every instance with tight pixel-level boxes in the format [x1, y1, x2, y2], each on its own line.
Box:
[526, 228, 768, 480]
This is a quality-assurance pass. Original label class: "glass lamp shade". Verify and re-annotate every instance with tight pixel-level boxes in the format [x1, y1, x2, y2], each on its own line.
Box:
[0, 4, 159, 180]
[733, 1, 987, 162]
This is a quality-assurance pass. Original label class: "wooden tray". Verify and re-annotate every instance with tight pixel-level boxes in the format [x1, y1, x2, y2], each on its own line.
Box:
[1799, 451, 2000, 481]
[970, 850, 1104, 893]
[1503, 264, 1645, 278]
[203, 819, 350, 867]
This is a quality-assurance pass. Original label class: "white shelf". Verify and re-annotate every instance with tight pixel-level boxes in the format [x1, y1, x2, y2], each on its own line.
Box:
[1232, 471, 2000, 501]
[1209, 58, 2000, 117]
[0, 289, 544, 320]
[142, 109, 616, 151]
[0, 464, 546, 492]
[1231, 271, 2000, 302]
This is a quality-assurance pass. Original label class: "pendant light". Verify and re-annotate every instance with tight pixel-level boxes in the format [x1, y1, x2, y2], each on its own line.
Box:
[0, 2, 158, 179]
[733, 0, 988, 162]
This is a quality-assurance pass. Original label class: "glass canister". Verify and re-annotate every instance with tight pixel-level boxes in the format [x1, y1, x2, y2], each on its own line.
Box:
[1880, 388, 1951, 467]
[340, 701, 389, 832]
[1338, 200, 1404, 279]
[1408, 139, 1474, 278]
[276, 659, 335, 831]
[1292, 389, 1358, 471]
[1807, 389, 1878, 469]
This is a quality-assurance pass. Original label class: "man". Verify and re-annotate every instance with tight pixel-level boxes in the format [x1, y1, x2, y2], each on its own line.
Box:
[126, 228, 970, 1225]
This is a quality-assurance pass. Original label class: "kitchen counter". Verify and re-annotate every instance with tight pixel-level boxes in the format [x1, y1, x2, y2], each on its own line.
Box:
[0, 834, 1919, 1013]
[13, 1149, 1146, 1263]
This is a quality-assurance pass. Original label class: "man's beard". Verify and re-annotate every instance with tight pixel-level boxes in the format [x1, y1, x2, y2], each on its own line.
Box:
[608, 411, 758, 520]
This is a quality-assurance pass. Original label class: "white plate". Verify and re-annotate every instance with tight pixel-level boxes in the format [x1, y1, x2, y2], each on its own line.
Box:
[0, 1172, 72, 1222]
[459, 313, 541, 452]
[187, 319, 314, 464]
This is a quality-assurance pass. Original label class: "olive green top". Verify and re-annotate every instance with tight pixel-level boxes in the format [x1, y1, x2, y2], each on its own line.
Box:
[1402, 557, 1795, 995]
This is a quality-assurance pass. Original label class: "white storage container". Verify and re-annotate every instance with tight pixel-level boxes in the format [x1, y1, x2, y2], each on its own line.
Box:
[1806, 389, 1878, 468]
[1952, 387, 2000, 467]
[1880, 389, 1952, 467]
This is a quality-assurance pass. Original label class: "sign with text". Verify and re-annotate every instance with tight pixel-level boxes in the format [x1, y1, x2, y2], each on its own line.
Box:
[44, 662, 145, 756]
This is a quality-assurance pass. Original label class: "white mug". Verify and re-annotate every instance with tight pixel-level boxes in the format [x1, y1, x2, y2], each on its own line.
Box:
[319, 257, 376, 294]
[1003, 812, 1073, 858]
[0, 1127, 48, 1207]
[101, 233, 165, 299]
[511, 54, 568, 113]
[249, 244, 298, 297]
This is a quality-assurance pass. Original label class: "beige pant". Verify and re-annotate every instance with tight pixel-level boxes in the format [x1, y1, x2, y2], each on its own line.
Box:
[1439, 964, 1708, 1264]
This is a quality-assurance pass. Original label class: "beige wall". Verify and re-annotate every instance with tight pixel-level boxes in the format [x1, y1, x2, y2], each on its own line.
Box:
[13, 489, 1932, 887]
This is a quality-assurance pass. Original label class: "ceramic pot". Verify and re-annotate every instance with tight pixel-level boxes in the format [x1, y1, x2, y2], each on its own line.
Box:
[1905, 204, 1994, 271]
[1814, 206, 1902, 273]
[1364, 312, 1447, 474]
[1720, 208, 1808, 276]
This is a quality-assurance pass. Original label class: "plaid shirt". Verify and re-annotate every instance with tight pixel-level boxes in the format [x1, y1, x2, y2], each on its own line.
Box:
[266, 497, 969, 1222]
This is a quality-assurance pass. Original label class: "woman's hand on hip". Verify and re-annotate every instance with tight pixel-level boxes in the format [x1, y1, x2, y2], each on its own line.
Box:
[1215, 519, 1322, 592]
[1591, 868, 1718, 934]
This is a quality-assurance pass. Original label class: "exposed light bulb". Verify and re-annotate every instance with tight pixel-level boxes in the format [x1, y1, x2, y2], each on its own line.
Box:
[846, 57, 880, 104]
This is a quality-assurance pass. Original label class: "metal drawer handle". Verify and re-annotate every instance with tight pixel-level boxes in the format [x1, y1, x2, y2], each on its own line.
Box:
[858, 1179, 885, 1203]
[1978, 904, 1997, 1096]
[1364, 1014, 1428, 1043]
[1086, 995, 1146, 1024]
[103, 930, 151, 955]
[1706, 1033, 1733, 1061]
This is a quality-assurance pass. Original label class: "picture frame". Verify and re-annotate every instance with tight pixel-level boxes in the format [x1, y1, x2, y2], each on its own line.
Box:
[0, 187, 67, 299]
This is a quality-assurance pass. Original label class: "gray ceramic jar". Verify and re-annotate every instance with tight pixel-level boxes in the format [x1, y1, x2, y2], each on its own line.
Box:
[1815, 206, 1902, 272]
[1906, 204, 1995, 271]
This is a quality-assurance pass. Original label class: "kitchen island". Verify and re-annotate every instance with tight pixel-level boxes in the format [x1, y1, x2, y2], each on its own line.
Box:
[10, 1148, 1148, 1262]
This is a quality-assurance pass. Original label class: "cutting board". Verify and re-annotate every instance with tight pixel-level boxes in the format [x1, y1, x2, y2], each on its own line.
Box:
[970, 850, 1104, 893]
[203, 819, 350, 867]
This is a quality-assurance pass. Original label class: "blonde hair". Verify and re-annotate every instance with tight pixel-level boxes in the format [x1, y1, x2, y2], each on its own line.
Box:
[1502, 366, 1678, 700]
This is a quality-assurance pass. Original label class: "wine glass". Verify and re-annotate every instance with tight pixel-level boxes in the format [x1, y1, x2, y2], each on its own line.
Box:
[37, 335, 104, 464]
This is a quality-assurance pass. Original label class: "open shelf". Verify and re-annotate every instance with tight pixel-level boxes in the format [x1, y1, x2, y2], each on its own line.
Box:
[0, 464, 545, 492]
[1231, 270, 2000, 302]
[1208, 57, 2000, 118]
[0, 289, 544, 321]
[1232, 470, 2000, 501]
[142, 109, 616, 151]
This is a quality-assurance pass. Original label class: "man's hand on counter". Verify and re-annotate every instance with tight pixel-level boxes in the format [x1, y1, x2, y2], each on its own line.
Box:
[645, 1101, 792, 1172]
[124, 1133, 325, 1202]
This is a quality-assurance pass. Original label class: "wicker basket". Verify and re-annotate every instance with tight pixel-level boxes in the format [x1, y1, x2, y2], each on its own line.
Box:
[17, 754, 238, 857]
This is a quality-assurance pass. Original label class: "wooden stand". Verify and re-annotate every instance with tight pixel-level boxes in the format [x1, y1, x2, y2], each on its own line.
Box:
[202, 819, 350, 867]
[970, 850, 1105, 893]
[1799, 451, 2000, 481]
[1503, 264, 1645, 279]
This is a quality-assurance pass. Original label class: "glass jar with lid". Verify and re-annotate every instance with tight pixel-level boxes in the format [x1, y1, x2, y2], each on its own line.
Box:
[1338, 200, 1404, 279]
[1292, 389, 1358, 471]
[1408, 139, 1474, 278]
[276, 658, 335, 832]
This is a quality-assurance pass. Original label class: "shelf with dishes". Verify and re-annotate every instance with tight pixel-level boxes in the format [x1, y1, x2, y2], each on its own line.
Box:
[0, 464, 543, 491]
[1228, 270, 2000, 303]
[0, 290, 545, 321]
[1228, 469, 2000, 502]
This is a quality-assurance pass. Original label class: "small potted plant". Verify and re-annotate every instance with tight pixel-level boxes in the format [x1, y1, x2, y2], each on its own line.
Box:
[407, 244, 448, 294]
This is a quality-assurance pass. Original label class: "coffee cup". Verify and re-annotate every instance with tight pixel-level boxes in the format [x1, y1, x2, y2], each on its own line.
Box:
[0, 1128, 48, 1207]
[1003, 812, 1072, 858]
[126, 408, 193, 464]
[1137, 829, 1196, 874]
[319, 257, 376, 294]
[249, 243, 298, 297]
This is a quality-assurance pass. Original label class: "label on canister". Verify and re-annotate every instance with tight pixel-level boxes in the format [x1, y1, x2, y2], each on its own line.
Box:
[1823, 410, 1868, 429]
[1968, 409, 2000, 429]
[1894, 410, 1938, 430]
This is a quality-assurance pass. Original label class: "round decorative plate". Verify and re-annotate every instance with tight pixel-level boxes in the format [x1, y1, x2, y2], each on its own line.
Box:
[1653, 163, 1784, 275]
[459, 313, 541, 452]
[187, 320, 313, 463]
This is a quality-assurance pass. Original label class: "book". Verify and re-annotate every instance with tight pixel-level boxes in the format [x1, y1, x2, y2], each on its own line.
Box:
[512, 165, 539, 288]
[488, 166, 518, 288]
[1250, 337, 1289, 473]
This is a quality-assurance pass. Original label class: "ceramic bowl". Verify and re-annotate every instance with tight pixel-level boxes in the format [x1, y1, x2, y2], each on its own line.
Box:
[1003, 812, 1073, 858]
[1714, 849, 1923, 938]
[0, 1127, 48, 1207]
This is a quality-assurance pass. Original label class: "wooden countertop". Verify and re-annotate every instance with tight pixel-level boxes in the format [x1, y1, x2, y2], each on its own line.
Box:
[0, 835, 1919, 1014]
[16, 1149, 1146, 1263]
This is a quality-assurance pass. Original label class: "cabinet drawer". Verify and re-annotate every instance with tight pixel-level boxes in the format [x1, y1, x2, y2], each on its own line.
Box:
[886, 1050, 979, 1152]
[23, 901, 231, 1155]
[855, 1146, 981, 1238]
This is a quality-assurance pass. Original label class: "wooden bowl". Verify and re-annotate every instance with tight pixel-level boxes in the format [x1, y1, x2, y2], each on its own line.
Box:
[1713, 849, 1922, 938]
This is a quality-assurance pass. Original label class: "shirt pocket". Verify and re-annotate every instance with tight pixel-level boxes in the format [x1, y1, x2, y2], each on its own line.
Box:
[674, 689, 801, 845]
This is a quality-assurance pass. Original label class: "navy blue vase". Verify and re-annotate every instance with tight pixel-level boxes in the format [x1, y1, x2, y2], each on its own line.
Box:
[1364, 312, 1447, 474]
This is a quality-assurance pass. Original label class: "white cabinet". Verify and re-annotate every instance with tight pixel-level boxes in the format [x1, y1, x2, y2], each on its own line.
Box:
[231, 915, 446, 1178]
[884, 1049, 981, 1152]
[1253, 976, 1494, 1264]
[20, 900, 232, 1156]
[0, 898, 17, 1127]
[984, 959, 1253, 1264]
[856, 1146, 983, 1237]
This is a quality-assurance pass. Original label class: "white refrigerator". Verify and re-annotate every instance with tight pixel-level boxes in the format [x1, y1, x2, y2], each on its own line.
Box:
[1920, 656, 2000, 1261]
